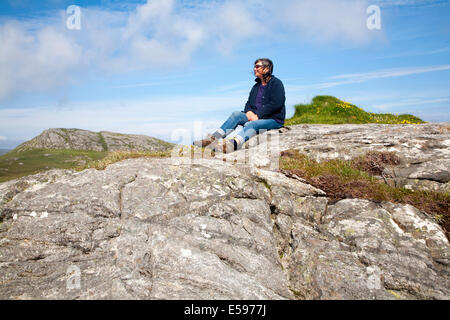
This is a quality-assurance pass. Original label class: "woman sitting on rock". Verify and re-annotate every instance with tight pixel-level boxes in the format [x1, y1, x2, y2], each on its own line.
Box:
[193, 58, 286, 153]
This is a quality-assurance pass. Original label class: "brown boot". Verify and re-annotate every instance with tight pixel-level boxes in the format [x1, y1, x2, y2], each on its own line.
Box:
[193, 134, 216, 148]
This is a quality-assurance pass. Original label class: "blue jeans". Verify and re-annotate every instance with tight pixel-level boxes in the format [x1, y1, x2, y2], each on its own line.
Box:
[218, 111, 283, 146]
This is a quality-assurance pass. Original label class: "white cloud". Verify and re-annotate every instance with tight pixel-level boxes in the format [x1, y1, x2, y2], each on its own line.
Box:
[0, 136, 6, 141]
[272, 0, 373, 44]
[0, 0, 381, 101]
[208, 1, 264, 55]
[119, 0, 207, 68]
[0, 94, 243, 142]
[0, 21, 82, 100]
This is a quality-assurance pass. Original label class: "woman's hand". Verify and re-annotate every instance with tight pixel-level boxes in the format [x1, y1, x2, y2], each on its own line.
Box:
[246, 111, 259, 121]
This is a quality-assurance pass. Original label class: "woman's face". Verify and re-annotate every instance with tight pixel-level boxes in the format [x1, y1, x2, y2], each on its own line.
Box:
[254, 62, 267, 79]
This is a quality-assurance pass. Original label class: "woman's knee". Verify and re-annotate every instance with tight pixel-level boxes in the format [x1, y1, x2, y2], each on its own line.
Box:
[243, 121, 258, 130]
[242, 122, 257, 136]
[231, 111, 243, 118]
[229, 111, 247, 125]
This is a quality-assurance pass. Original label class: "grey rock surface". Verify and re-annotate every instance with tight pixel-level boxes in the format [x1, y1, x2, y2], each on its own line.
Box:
[14, 128, 173, 153]
[223, 123, 450, 192]
[0, 159, 292, 299]
[1, 154, 448, 299]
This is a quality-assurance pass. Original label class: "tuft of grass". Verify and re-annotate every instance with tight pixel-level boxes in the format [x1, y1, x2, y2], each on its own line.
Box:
[351, 151, 401, 176]
[59, 128, 71, 143]
[280, 149, 371, 182]
[76, 150, 172, 171]
[285, 96, 426, 125]
[97, 132, 109, 152]
[280, 149, 450, 240]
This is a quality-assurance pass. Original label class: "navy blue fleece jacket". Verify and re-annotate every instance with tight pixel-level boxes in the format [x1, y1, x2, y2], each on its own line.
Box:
[243, 75, 286, 125]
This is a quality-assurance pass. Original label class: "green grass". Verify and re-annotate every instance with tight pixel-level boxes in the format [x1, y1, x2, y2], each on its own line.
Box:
[285, 96, 426, 125]
[0, 149, 108, 182]
[97, 132, 109, 152]
[75, 150, 172, 171]
[0, 148, 174, 183]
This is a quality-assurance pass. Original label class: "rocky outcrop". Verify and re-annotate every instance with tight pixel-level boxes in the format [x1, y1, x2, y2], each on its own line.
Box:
[0, 123, 448, 300]
[0, 155, 448, 299]
[229, 123, 450, 193]
[14, 128, 174, 153]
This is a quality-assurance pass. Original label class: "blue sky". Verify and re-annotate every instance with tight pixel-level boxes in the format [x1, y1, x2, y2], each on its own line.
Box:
[0, 0, 449, 148]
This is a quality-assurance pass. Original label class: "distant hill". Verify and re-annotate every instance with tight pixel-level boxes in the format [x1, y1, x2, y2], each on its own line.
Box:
[14, 128, 174, 153]
[285, 95, 425, 125]
[0, 128, 174, 182]
[0, 149, 11, 156]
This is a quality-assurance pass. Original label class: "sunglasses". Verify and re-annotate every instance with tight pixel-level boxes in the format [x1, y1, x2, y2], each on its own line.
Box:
[254, 64, 265, 69]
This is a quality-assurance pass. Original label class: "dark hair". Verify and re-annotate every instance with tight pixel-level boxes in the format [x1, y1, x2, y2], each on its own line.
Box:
[255, 58, 273, 81]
